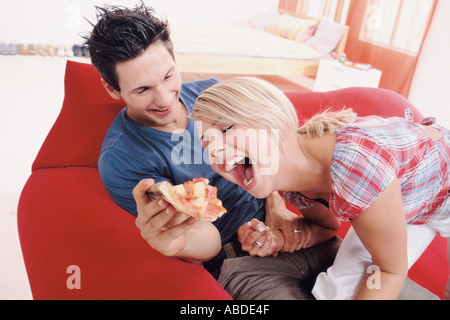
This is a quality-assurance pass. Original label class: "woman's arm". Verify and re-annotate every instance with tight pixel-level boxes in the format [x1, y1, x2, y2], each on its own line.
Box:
[242, 192, 341, 257]
[351, 178, 408, 300]
[299, 204, 341, 248]
[264, 192, 312, 252]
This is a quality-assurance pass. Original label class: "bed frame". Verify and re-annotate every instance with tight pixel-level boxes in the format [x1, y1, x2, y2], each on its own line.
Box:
[174, 9, 349, 77]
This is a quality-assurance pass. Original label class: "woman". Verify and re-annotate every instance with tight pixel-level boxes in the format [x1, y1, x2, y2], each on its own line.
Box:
[191, 77, 450, 300]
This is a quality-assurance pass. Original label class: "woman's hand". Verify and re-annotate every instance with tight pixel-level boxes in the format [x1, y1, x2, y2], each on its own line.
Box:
[238, 219, 283, 257]
[264, 192, 312, 252]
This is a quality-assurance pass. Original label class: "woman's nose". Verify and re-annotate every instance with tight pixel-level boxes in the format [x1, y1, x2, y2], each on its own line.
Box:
[210, 147, 225, 159]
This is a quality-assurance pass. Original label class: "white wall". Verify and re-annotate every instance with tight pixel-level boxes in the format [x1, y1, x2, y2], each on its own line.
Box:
[0, 0, 157, 44]
[0, 0, 277, 44]
[408, 0, 450, 128]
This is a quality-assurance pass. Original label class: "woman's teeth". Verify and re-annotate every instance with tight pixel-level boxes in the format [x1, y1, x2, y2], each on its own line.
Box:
[224, 156, 254, 186]
[244, 177, 253, 186]
[225, 156, 246, 172]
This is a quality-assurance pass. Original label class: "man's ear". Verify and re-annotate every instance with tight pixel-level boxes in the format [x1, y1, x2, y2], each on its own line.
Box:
[101, 78, 122, 100]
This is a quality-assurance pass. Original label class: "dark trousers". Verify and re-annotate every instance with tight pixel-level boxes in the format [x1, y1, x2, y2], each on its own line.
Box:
[205, 236, 342, 300]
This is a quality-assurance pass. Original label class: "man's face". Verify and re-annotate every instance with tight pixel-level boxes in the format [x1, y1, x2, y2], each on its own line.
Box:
[103, 41, 183, 132]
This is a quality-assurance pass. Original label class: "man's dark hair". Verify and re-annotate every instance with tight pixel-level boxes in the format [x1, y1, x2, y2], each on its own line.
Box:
[84, 2, 173, 92]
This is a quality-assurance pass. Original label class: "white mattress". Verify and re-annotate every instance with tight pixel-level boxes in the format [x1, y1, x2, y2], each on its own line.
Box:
[171, 24, 326, 60]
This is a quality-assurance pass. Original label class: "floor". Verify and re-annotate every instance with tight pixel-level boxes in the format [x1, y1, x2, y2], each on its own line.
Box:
[1, 54, 449, 300]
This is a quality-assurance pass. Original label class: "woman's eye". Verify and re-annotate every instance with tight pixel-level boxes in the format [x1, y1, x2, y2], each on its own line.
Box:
[222, 125, 234, 133]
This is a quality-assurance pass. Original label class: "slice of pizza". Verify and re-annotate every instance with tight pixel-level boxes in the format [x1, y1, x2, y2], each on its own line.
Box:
[148, 178, 227, 222]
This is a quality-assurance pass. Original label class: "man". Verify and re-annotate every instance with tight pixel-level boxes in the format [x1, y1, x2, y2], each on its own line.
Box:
[84, 3, 432, 300]
[86, 4, 268, 262]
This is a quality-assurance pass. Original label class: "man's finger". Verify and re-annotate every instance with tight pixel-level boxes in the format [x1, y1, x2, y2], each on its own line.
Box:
[133, 178, 155, 204]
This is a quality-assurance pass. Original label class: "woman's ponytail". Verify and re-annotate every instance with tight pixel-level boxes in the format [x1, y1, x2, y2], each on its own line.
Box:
[298, 108, 356, 138]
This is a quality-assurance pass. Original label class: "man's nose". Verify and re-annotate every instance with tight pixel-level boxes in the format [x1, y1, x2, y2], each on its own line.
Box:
[153, 85, 172, 107]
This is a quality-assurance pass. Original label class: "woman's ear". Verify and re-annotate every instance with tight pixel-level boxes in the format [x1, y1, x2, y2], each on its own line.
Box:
[101, 78, 122, 100]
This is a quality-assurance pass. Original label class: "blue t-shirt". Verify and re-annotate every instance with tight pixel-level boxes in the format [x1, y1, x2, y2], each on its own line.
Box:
[98, 79, 265, 244]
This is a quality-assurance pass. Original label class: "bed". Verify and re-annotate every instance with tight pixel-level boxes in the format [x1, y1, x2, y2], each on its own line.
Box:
[172, 8, 349, 77]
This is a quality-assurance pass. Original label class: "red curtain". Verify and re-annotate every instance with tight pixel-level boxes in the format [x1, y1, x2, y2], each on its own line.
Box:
[344, 0, 437, 97]
[279, 0, 298, 12]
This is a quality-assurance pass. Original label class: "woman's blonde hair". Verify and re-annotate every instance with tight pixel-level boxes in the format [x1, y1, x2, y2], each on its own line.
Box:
[192, 77, 299, 132]
[192, 76, 356, 138]
[298, 108, 356, 138]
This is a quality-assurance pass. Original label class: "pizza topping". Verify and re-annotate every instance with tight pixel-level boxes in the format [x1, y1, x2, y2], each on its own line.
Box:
[191, 198, 208, 211]
[173, 184, 187, 197]
[149, 178, 226, 221]
[192, 181, 206, 199]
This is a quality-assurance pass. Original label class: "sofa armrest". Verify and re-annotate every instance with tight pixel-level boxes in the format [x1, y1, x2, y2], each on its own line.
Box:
[18, 167, 231, 300]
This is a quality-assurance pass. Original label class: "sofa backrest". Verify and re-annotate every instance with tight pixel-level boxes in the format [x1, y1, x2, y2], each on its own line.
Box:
[284, 87, 423, 126]
[32, 61, 126, 171]
[33, 60, 423, 171]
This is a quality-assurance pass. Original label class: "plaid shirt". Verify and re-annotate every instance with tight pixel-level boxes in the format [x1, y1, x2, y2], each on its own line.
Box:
[283, 111, 450, 224]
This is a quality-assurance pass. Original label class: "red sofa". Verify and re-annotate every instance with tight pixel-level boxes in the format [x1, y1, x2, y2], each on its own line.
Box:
[18, 60, 448, 299]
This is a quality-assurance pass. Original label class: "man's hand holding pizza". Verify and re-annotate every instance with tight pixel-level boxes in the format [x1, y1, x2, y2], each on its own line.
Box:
[133, 178, 223, 264]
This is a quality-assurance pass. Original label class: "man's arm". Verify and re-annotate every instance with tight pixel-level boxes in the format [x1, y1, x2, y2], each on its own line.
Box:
[133, 179, 222, 264]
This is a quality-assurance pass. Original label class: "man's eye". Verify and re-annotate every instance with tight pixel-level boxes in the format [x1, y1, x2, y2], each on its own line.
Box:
[165, 73, 172, 80]
[137, 88, 148, 94]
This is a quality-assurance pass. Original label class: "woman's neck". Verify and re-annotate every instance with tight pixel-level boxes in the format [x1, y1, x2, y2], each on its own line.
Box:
[279, 132, 336, 200]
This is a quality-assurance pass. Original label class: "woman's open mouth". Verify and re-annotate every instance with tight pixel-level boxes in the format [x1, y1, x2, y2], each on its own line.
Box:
[222, 155, 257, 190]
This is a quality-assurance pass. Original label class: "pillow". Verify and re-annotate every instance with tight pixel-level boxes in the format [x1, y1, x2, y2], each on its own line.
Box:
[266, 13, 318, 43]
[305, 17, 347, 55]
[32, 60, 126, 171]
